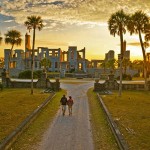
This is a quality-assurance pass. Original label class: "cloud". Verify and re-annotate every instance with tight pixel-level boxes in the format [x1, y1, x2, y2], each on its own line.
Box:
[117, 42, 141, 47]
[37, 40, 68, 47]
[1, 0, 150, 31]
[127, 42, 140, 46]
[4, 20, 14, 22]
[0, 14, 14, 21]
[42, 19, 68, 31]
[7, 25, 19, 29]
[49, 1, 65, 6]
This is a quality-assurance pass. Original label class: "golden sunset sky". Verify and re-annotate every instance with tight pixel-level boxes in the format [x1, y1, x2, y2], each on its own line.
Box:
[0, 0, 150, 60]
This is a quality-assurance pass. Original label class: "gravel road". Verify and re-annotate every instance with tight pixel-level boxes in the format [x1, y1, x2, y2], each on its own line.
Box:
[37, 82, 94, 150]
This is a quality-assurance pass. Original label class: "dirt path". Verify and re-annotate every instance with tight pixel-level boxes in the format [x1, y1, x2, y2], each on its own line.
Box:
[37, 82, 94, 150]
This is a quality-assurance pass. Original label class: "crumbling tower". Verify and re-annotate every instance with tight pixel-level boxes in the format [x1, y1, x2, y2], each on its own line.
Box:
[25, 33, 31, 69]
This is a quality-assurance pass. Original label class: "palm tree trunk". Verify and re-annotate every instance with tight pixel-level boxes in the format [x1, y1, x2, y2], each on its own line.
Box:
[125, 62, 127, 74]
[119, 60, 123, 96]
[103, 62, 106, 73]
[8, 44, 14, 77]
[31, 28, 36, 94]
[118, 27, 124, 97]
[8, 54, 10, 77]
[139, 31, 147, 90]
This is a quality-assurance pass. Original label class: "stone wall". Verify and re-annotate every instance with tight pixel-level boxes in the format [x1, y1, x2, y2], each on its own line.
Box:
[94, 74, 150, 91]
[122, 84, 144, 90]
[94, 80, 119, 91]
[94, 83, 105, 91]
[2, 79, 60, 91]
[94, 81, 150, 92]
[10, 81, 36, 88]
[1, 70, 60, 91]
[50, 81, 60, 91]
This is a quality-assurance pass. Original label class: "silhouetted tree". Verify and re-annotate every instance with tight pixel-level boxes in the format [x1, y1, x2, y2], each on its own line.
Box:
[4, 30, 22, 76]
[0, 57, 4, 68]
[100, 61, 106, 73]
[145, 24, 150, 42]
[122, 58, 131, 74]
[0, 32, 2, 44]
[108, 9, 129, 96]
[106, 59, 116, 72]
[145, 25, 150, 77]
[24, 16, 44, 94]
[131, 60, 143, 76]
[127, 11, 149, 90]
[40, 58, 51, 71]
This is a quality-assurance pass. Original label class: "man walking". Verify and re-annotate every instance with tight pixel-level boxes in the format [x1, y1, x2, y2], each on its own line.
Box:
[60, 95, 68, 116]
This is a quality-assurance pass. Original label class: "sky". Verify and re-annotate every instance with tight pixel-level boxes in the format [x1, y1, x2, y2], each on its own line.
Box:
[0, 0, 150, 61]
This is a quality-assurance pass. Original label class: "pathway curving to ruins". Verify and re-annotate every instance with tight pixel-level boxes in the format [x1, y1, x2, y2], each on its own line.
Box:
[37, 81, 94, 150]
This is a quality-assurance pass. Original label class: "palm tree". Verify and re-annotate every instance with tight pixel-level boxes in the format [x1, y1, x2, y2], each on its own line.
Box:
[0, 33, 4, 70]
[40, 58, 51, 71]
[145, 24, 150, 44]
[0, 57, 4, 68]
[145, 25, 150, 78]
[24, 16, 44, 94]
[4, 30, 22, 76]
[145, 23, 150, 39]
[100, 60, 106, 73]
[122, 58, 131, 74]
[106, 59, 116, 72]
[131, 60, 144, 77]
[0, 32, 2, 44]
[127, 11, 149, 90]
[108, 9, 129, 96]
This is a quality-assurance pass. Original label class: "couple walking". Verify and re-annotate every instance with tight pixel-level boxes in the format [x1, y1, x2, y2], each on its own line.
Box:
[60, 95, 74, 116]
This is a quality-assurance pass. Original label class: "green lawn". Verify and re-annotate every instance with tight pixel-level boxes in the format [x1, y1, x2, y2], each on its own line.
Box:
[132, 77, 144, 81]
[101, 91, 150, 150]
[10, 89, 66, 150]
[87, 88, 119, 150]
[0, 88, 51, 142]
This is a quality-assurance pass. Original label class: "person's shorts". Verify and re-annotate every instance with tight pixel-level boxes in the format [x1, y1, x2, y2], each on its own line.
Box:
[68, 105, 72, 108]
[62, 105, 66, 110]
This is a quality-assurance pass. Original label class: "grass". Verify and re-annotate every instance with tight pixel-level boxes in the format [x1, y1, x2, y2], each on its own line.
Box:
[0, 88, 51, 142]
[10, 89, 66, 150]
[101, 91, 150, 150]
[132, 77, 144, 81]
[60, 82, 88, 84]
[87, 88, 119, 150]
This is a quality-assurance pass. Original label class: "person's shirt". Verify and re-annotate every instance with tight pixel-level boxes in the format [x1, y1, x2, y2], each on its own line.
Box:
[67, 98, 74, 106]
[60, 96, 68, 105]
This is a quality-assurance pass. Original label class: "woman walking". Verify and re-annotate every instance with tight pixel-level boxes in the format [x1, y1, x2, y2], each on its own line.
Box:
[67, 96, 74, 116]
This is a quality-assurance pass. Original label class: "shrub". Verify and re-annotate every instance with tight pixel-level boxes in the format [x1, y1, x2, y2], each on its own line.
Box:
[0, 83, 3, 91]
[117, 74, 132, 80]
[70, 68, 75, 73]
[18, 70, 31, 79]
[133, 73, 140, 77]
[34, 70, 42, 79]
[18, 70, 42, 79]
[123, 74, 132, 80]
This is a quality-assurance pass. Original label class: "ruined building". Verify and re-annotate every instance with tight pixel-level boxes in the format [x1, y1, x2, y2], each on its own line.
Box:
[105, 50, 114, 61]
[4, 34, 87, 76]
[4, 34, 135, 78]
